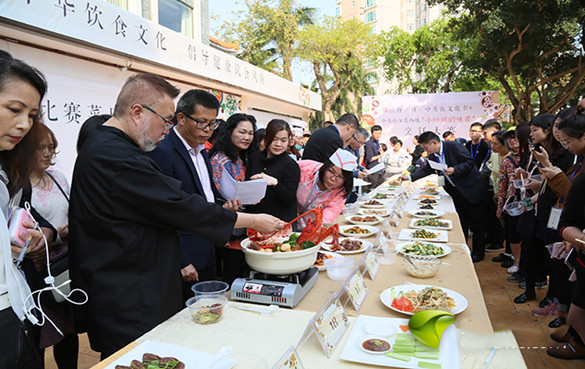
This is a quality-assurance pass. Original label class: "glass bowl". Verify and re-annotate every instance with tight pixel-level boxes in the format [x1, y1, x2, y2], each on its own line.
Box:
[403, 254, 441, 278]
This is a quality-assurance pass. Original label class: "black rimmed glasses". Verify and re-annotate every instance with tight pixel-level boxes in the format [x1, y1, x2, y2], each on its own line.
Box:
[352, 133, 366, 146]
[140, 104, 174, 129]
[182, 113, 221, 130]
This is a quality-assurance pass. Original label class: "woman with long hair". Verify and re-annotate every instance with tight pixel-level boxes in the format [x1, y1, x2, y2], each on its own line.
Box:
[246, 119, 300, 222]
[0, 55, 47, 368]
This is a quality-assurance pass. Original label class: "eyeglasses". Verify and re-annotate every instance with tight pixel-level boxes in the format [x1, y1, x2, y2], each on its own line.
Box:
[182, 113, 221, 130]
[352, 134, 366, 146]
[469, 130, 482, 133]
[326, 167, 344, 181]
[560, 137, 574, 148]
[141, 104, 174, 129]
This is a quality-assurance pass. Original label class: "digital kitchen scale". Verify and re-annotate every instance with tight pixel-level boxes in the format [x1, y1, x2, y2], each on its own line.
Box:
[231, 267, 319, 308]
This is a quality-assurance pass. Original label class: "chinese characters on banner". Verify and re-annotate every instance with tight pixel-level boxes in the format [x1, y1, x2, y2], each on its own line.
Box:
[361, 91, 499, 147]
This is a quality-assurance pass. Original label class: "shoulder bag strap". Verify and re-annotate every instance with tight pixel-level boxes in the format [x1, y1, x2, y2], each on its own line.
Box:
[45, 171, 69, 202]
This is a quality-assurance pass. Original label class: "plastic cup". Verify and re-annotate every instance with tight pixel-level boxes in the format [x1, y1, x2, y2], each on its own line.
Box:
[376, 248, 397, 265]
[191, 280, 229, 297]
[186, 294, 227, 324]
[324, 257, 355, 280]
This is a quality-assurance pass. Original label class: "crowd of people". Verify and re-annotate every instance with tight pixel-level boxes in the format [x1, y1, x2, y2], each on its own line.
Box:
[2, 51, 585, 369]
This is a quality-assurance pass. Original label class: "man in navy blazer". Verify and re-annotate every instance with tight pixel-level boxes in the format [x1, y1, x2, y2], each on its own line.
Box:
[402, 131, 488, 262]
[149, 89, 238, 300]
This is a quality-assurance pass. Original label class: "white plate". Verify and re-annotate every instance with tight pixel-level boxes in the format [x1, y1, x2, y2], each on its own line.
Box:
[322, 238, 373, 254]
[370, 192, 397, 200]
[398, 228, 448, 243]
[408, 209, 445, 219]
[358, 208, 391, 217]
[346, 214, 383, 225]
[395, 242, 452, 257]
[360, 201, 386, 208]
[339, 225, 379, 238]
[314, 251, 344, 271]
[417, 199, 439, 206]
[380, 284, 468, 315]
[409, 218, 453, 230]
[416, 195, 440, 200]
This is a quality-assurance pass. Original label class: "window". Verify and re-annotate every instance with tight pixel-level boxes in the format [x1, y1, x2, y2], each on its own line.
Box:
[366, 0, 376, 7]
[105, 0, 128, 8]
[352, 1, 355, 7]
[367, 74, 377, 83]
[365, 11, 376, 23]
[407, 10, 414, 17]
[422, 3, 428, 11]
[407, 24, 414, 31]
[370, 25, 377, 34]
[336, 6, 340, 16]
[158, 0, 194, 38]
[421, 18, 427, 25]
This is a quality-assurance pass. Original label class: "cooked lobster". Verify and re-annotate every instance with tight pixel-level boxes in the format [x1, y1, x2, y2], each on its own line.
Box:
[247, 207, 340, 251]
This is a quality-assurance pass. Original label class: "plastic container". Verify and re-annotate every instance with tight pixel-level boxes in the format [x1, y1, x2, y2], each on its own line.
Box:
[186, 294, 227, 324]
[504, 201, 524, 216]
[324, 257, 355, 280]
[375, 248, 397, 265]
[191, 280, 229, 296]
[403, 254, 441, 278]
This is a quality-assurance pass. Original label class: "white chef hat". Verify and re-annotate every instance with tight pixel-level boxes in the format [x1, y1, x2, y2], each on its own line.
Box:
[292, 126, 303, 137]
[329, 148, 357, 172]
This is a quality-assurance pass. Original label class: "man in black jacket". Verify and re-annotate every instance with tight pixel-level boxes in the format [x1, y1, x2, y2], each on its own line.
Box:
[302, 113, 359, 162]
[402, 131, 488, 262]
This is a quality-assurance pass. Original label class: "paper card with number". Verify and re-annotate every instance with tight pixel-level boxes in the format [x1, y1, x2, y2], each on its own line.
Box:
[272, 346, 305, 369]
[344, 268, 368, 311]
[376, 232, 389, 254]
[364, 247, 380, 280]
[312, 297, 350, 358]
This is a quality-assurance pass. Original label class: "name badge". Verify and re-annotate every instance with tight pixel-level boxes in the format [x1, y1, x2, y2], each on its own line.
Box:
[547, 207, 562, 230]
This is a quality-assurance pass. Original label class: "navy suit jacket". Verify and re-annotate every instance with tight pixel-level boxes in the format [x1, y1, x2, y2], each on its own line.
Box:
[411, 141, 487, 205]
[148, 129, 223, 271]
[302, 125, 343, 162]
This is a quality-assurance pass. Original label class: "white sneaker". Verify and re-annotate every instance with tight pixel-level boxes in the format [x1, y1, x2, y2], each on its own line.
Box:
[507, 265, 519, 274]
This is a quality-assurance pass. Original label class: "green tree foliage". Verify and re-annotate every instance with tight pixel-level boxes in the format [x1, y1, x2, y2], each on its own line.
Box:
[428, 0, 585, 122]
[296, 17, 375, 122]
[217, 0, 316, 80]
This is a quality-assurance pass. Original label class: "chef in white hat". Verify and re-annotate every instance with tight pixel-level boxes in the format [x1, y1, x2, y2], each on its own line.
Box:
[296, 148, 356, 223]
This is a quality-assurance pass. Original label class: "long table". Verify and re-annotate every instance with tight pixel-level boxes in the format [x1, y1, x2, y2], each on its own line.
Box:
[92, 185, 526, 369]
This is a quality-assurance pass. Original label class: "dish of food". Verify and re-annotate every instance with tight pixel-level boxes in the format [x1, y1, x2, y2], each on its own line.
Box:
[361, 199, 386, 208]
[114, 353, 185, 369]
[372, 193, 394, 200]
[418, 204, 436, 210]
[339, 225, 379, 238]
[395, 241, 451, 257]
[314, 251, 344, 270]
[418, 198, 438, 205]
[409, 218, 453, 230]
[398, 228, 448, 242]
[245, 232, 317, 252]
[408, 209, 445, 219]
[360, 338, 391, 354]
[421, 188, 440, 195]
[321, 238, 372, 254]
[347, 215, 383, 225]
[192, 302, 224, 324]
[417, 195, 439, 200]
[380, 285, 468, 315]
[358, 208, 391, 217]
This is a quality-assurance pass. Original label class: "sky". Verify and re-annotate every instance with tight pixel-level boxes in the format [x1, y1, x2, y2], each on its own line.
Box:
[208, 0, 338, 86]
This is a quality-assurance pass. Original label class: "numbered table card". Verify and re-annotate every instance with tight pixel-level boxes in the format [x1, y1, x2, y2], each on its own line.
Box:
[272, 346, 305, 369]
[364, 248, 380, 280]
[345, 269, 368, 311]
[312, 298, 350, 358]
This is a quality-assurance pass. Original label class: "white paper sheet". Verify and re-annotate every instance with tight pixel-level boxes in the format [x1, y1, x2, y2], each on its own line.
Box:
[428, 160, 448, 171]
[368, 163, 386, 174]
[219, 167, 267, 205]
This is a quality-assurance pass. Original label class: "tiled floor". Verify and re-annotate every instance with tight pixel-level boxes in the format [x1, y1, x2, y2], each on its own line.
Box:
[45, 254, 585, 369]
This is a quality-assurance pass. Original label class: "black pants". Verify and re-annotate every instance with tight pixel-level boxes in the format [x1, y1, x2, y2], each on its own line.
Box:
[448, 187, 486, 259]
[484, 189, 505, 246]
[0, 308, 43, 369]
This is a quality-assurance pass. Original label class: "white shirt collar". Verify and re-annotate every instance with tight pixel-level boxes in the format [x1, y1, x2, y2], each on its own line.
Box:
[174, 126, 205, 155]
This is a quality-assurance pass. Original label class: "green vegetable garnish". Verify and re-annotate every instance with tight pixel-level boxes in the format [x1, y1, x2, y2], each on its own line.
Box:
[301, 241, 315, 249]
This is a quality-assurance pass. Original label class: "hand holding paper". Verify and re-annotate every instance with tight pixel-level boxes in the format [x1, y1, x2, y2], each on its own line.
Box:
[219, 167, 267, 205]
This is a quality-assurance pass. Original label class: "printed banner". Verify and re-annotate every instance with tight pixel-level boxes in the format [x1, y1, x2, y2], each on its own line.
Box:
[362, 91, 498, 148]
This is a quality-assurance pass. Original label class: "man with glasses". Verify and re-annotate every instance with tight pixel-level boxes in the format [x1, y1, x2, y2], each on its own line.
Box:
[69, 74, 283, 358]
[149, 89, 236, 301]
[466, 122, 491, 169]
[345, 127, 370, 180]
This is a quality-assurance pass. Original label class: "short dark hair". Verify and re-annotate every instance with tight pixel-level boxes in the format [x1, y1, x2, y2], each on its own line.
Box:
[492, 130, 507, 146]
[356, 127, 369, 139]
[371, 124, 382, 133]
[483, 119, 501, 131]
[176, 89, 220, 117]
[318, 160, 353, 196]
[263, 119, 291, 150]
[556, 106, 578, 122]
[418, 131, 440, 144]
[389, 136, 398, 145]
[442, 131, 454, 138]
[470, 122, 483, 130]
[558, 112, 585, 139]
[336, 113, 359, 130]
[113, 73, 180, 117]
[381, 143, 388, 151]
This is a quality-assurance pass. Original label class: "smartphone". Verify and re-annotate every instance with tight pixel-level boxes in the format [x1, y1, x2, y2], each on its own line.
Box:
[8, 208, 37, 248]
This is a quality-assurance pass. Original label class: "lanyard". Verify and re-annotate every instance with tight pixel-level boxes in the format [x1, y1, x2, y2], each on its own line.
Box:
[470, 142, 480, 159]
[372, 139, 380, 151]
[571, 163, 583, 181]
[301, 173, 332, 214]
[482, 147, 492, 164]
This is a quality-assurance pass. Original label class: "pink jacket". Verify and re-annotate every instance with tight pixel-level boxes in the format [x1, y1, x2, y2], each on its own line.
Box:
[297, 160, 346, 223]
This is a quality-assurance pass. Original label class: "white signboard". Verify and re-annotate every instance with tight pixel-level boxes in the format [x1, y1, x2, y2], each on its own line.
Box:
[361, 91, 498, 146]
